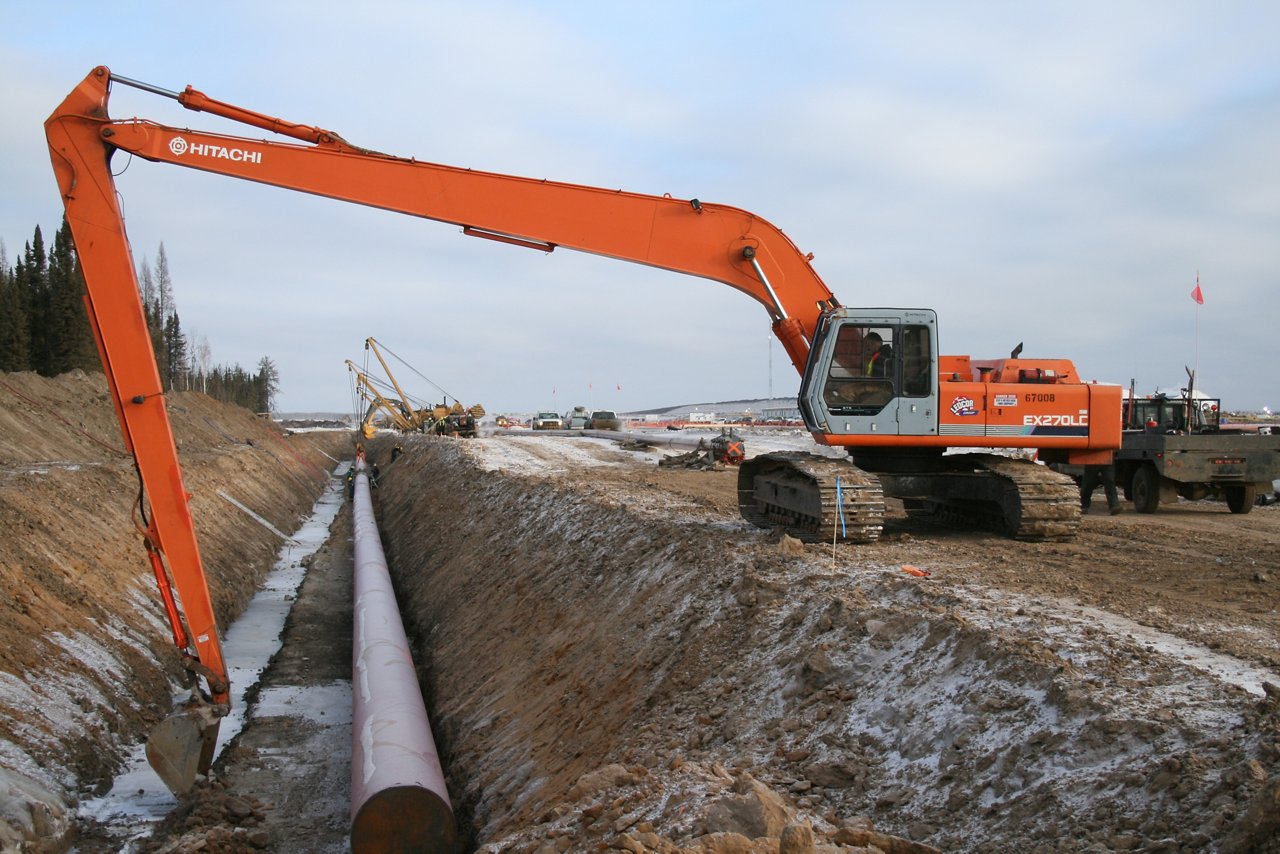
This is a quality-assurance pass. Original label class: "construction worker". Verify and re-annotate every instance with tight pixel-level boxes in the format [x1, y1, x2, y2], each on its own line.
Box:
[1080, 462, 1122, 515]
[863, 332, 892, 377]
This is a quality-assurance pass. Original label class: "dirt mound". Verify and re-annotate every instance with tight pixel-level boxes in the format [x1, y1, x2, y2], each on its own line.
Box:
[0, 370, 347, 851]
[369, 434, 1279, 852]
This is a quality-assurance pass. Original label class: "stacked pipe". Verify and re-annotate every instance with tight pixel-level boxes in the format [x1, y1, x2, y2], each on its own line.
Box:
[349, 458, 456, 852]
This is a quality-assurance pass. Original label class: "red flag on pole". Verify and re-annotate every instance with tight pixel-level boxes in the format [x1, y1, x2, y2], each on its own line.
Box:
[1191, 275, 1204, 305]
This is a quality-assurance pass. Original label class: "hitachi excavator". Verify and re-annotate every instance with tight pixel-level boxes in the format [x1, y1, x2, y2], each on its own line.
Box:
[45, 66, 1122, 792]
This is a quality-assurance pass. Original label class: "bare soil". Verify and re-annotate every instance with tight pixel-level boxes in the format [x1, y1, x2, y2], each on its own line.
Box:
[1, 373, 1278, 853]
[0, 371, 346, 852]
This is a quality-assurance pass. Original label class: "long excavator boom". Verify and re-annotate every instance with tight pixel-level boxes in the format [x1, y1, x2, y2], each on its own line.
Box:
[46, 67, 1122, 789]
[51, 68, 833, 373]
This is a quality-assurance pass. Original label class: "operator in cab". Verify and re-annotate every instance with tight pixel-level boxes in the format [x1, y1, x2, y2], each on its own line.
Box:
[863, 332, 893, 377]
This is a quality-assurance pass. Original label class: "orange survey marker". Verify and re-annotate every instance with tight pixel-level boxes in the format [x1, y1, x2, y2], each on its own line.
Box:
[901, 565, 931, 578]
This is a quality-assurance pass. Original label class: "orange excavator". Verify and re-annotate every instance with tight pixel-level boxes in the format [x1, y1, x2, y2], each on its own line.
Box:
[45, 66, 1121, 791]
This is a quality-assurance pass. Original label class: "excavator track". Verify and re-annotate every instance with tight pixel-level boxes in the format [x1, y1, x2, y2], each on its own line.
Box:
[738, 452, 884, 543]
[882, 454, 1081, 541]
[978, 455, 1082, 540]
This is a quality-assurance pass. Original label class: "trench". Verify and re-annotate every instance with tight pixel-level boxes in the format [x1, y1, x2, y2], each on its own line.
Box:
[76, 462, 350, 848]
[367, 433, 1277, 853]
[0, 375, 353, 853]
[57, 425, 1274, 851]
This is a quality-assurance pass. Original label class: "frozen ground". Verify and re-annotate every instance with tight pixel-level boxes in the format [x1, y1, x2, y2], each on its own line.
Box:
[1, 374, 1276, 852]
[76, 466, 348, 849]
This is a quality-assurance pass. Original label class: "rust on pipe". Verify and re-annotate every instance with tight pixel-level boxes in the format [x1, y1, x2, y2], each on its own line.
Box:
[349, 460, 456, 852]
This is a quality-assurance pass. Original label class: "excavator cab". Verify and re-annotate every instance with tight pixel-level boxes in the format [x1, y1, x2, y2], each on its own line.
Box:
[799, 308, 940, 439]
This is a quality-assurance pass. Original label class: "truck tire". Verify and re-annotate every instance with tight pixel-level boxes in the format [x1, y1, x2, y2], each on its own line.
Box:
[1225, 484, 1256, 514]
[1131, 465, 1161, 514]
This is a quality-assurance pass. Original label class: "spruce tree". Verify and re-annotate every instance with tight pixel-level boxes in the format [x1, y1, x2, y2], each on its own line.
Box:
[21, 228, 52, 374]
[47, 218, 97, 373]
[0, 240, 30, 371]
[4, 225, 282, 413]
[255, 357, 279, 413]
[164, 311, 189, 391]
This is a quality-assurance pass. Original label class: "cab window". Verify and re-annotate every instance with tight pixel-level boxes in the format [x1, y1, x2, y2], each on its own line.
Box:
[900, 325, 932, 397]
[823, 324, 895, 414]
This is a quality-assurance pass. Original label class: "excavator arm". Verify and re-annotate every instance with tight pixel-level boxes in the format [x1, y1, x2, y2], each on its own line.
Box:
[44, 70, 236, 795]
[43, 69, 845, 793]
[50, 69, 837, 372]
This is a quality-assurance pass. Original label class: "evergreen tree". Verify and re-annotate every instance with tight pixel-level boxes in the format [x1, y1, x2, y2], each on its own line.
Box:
[47, 218, 97, 373]
[255, 357, 279, 413]
[4, 224, 281, 416]
[21, 228, 53, 375]
[0, 240, 30, 371]
[164, 311, 189, 391]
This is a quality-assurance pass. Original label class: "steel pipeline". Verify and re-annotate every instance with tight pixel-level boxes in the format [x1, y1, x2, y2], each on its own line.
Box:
[349, 460, 455, 852]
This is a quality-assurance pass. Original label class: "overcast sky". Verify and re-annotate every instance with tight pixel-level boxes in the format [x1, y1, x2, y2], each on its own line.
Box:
[3, 2, 1277, 415]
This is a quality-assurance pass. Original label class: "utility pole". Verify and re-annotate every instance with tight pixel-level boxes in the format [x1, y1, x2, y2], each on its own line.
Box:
[768, 336, 773, 402]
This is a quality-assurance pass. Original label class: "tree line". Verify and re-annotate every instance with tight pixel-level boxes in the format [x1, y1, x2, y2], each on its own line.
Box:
[0, 219, 279, 413]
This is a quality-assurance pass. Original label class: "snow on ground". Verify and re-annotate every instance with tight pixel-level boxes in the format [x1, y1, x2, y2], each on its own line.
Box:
[77, 464, 349, 849]
[467, 426, 837, 476]
[371, 436, 1278, 852]
[961, 590, 1280, 698]
[464, 434, 635, 475]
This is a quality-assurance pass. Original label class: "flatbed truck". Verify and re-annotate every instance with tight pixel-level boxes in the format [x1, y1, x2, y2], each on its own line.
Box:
[1115, 395, 1280, 514]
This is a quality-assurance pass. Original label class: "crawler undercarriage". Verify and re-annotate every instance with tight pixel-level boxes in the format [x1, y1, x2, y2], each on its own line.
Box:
[738, 451, 1081, 543]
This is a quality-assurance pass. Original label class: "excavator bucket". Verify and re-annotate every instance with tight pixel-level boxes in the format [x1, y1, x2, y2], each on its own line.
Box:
[145, 697, 222, 795]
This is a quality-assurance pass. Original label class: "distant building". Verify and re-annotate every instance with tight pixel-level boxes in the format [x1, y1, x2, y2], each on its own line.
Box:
[623, 396, 800, 424]
[762, 403, 802, 421]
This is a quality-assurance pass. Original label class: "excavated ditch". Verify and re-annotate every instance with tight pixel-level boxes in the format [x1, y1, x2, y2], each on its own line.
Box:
[370, 435, 1279, 853]
[0, 371, 348, 851]
[1, 372, 1278, 852]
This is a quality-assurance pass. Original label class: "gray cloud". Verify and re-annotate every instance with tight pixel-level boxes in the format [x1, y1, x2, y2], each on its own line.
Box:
[3, 2, 1277, 414]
